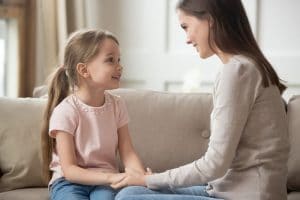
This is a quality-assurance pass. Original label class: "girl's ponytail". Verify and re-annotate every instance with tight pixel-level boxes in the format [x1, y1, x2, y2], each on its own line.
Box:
[41, 67, 69, 183]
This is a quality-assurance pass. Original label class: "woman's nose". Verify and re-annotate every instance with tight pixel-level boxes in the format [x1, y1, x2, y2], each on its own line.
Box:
[186, 36, 192, 45]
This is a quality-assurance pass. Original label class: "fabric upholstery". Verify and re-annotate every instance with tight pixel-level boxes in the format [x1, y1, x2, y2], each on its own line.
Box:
[0, 97, 47, 192]
[287, 192, 300, 200]
[0, 89, 299, 200]
[0, 188, 49, 200]
[0, 89, 212, 193]
[112, 89, 213, 172]
[287, 95, 300, 190]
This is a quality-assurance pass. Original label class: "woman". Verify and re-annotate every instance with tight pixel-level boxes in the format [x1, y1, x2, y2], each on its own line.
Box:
[112, 0, 290, 199]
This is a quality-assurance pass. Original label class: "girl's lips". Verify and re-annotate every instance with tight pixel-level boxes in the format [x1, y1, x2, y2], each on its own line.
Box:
[112, 75, 121, 80]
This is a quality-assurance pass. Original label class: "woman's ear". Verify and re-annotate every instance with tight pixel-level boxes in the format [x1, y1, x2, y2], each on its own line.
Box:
[76, 63, 89, 78]
[208, 17, 214, 28]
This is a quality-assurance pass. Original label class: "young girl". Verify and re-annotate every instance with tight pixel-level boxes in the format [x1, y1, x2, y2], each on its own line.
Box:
[41, 29, 145, 200]
[113, 0, 289, 200]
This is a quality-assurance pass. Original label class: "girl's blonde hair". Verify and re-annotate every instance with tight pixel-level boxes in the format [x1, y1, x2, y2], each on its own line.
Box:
[41, 29, 119, 182]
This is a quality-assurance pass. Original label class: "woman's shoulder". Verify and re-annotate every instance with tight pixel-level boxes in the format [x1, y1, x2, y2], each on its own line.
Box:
[223, 54, 261, 79]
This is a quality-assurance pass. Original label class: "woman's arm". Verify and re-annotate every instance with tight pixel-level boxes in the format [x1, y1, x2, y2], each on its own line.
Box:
[117, 124, 145, 174]
[143, 61, 262, 189]
[55, 131, 126, 185]
[112, 61, 262, 190]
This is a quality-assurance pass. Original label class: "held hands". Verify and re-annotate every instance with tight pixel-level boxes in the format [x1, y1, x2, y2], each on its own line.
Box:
[110, 167, 153, 189]
[108, 172, 127, 184]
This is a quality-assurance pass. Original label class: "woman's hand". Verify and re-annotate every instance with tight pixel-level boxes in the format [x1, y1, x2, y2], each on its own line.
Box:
[107, 172, 127, 184]
[110, 167, 151, 189]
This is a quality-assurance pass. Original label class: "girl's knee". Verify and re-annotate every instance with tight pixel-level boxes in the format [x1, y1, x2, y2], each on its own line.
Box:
[116, 186, 149, 199]
[90, 186, 116, 200]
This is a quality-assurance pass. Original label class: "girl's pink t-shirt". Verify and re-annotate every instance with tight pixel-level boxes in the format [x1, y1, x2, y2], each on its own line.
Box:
[48, 92, 129, 186]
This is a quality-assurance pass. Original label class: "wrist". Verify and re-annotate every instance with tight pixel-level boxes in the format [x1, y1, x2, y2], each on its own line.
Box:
[142, 174, 148, 186]
[106, 172, 114, 183]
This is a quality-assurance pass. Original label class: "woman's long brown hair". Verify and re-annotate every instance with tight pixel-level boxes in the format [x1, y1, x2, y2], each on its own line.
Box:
[41, 29, 119, 183]
[177, 0, 286, 94]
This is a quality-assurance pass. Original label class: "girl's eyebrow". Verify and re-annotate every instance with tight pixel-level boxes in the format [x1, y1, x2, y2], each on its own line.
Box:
[105, 53, 114, 57]
[105, 52, 121, 57]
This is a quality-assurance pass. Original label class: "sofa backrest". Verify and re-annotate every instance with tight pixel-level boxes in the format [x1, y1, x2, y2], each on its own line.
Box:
[112, 89, 213, 172]
[0, 89, 213, 192]
[0, 97, 47, 192]
[287, 95, 300, 191]
[2, 89, 299, 192]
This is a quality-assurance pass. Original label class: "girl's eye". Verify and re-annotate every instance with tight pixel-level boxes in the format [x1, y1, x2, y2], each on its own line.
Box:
[106, 57, 114, 63]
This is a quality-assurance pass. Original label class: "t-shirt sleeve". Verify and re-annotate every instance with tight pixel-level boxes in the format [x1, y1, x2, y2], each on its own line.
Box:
[116, 97, 130, 128]
[49, 102, 78, 138]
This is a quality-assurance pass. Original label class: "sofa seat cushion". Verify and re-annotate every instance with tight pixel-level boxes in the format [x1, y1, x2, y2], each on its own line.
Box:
[287, 95, 300, 191]
[0, 97, 47, 192]
[288, 192, 300, 200]
[0, 188, 49, 200]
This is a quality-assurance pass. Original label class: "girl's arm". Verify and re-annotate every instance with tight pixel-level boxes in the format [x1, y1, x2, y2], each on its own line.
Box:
[118, 124, 145, 174]
[55, 131, 126, 185]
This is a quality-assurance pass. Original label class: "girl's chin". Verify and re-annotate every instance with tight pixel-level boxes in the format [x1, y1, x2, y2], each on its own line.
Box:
[109, 84, 120, 90]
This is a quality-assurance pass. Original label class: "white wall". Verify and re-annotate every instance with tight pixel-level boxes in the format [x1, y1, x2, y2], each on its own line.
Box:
[258, 0, 300, 100]
[84, 0, 300, 100]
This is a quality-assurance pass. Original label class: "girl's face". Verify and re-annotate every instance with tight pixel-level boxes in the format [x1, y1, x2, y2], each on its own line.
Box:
[177, 9, 214, 58]
[85, 38, 122, 90]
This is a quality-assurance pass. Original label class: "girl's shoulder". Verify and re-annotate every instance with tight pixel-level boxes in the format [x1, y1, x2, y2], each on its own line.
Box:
[52, 95, 78, 115]
[105, 91, 128, 112]
[105, 91, 123, 103]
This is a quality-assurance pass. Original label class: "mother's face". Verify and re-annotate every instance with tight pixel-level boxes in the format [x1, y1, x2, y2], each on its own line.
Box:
[177, 9, 214, 59]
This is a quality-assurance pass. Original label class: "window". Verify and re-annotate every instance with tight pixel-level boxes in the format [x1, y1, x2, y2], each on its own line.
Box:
[0, 19, 5, 96]
[0, 4, 23, 97]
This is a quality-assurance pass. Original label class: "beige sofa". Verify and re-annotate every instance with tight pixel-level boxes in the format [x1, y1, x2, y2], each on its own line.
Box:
[0, 89, 299, 200]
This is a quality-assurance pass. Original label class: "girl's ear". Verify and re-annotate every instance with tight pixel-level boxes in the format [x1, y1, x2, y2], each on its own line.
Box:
[76, 63, 89, 78]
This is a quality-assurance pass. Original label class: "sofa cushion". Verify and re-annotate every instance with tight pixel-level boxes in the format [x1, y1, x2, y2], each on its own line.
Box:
[0, 89, 213, 193]
[112, 89, 212, 172]
[287, 95, 300, 191]
[0, 97, 47, 192]
[288, 192, 300, 200]
[0, 188, 49, 200]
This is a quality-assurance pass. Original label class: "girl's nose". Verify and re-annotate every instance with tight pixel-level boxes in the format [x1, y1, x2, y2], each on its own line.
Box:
[117, 65, 123, 71]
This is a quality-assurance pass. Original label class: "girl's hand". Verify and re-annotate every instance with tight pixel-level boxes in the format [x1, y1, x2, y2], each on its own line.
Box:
[110, 167, 147, 189]
[108, 172, 127, 184]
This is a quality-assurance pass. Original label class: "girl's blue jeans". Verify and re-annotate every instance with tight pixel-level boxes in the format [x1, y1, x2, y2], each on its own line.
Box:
[115, 185, 223, 200]
[50, 178, 118, 200]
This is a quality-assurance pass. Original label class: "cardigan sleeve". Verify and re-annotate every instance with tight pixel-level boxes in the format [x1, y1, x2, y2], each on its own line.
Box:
[146, 58, 262, 189]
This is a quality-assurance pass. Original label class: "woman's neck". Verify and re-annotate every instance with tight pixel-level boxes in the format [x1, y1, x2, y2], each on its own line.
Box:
[215, 50, 234, 64]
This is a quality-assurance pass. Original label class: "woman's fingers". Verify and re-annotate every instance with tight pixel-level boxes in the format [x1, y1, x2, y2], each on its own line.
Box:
[145, 167, 153, 175]
[111, 178, 128, 189]
[109, 173, 126, 185]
